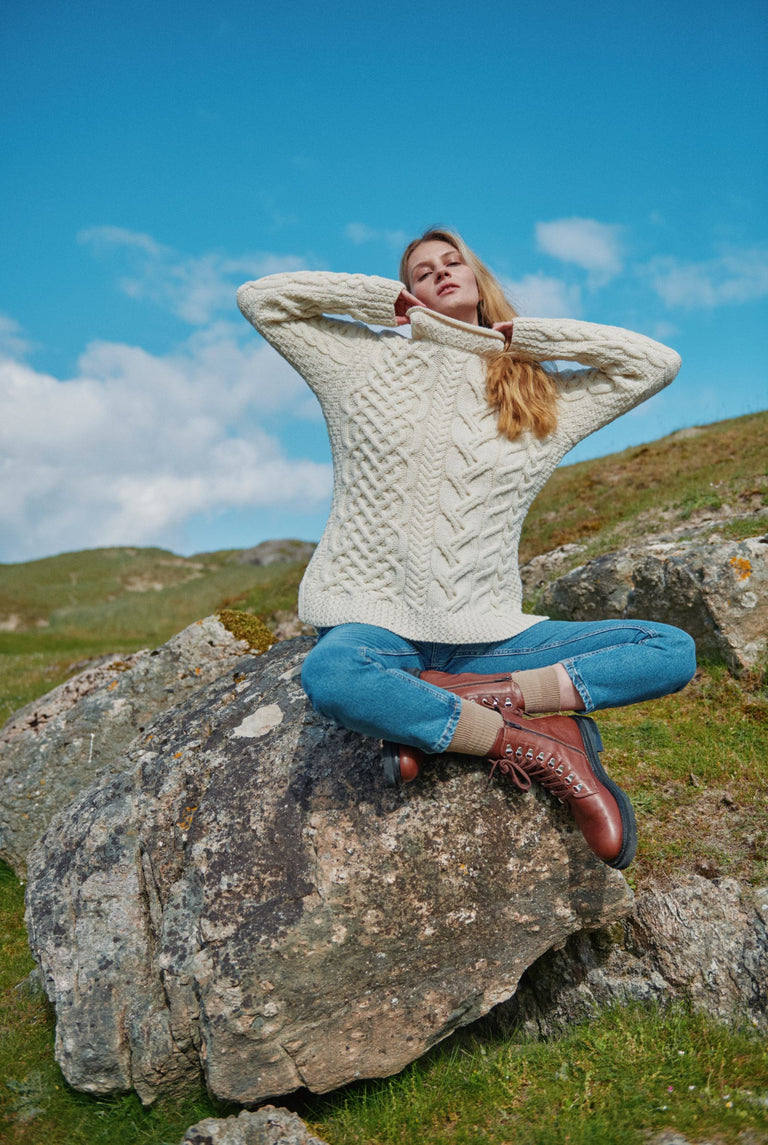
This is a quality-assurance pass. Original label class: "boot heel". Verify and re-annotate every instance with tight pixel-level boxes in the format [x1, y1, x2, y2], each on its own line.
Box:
[382, 742, 423, 786]
[381, 741, 400, 786]
[574, 714, 604, 754]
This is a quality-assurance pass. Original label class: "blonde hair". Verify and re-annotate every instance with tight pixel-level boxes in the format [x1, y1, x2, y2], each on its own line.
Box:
[399, 228, 558, 441]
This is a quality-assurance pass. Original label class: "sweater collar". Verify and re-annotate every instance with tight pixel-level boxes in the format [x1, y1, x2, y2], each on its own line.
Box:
[407, 307, 505, 357]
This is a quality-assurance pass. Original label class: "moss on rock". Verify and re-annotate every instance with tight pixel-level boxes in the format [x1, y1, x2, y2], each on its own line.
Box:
[217, 610, 276, 653]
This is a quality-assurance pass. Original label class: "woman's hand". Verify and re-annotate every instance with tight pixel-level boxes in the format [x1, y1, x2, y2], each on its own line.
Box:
[492, 320, 514, 343]
[394, 289, 424, 326]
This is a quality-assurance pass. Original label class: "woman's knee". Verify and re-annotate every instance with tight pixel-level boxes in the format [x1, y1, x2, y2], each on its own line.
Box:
[656, 623, 697, 692]
[301, 636, 368, 720]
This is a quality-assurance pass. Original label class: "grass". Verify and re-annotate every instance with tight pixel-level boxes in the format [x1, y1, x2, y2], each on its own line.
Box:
[518, 409, 768, 564]
[0, 553, 308, 725]
[1, 410, 767, 1142]
[599, 663, 768, 885]
[303, 1006, 768, 1145]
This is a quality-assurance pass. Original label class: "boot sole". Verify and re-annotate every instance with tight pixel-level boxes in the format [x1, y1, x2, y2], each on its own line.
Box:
[573, 715, 638, 870]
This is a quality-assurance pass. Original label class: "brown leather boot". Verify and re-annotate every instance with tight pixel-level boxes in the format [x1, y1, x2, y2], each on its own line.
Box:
[420, 669, 525, 713]
[487, 713, 637, 869]
[381, 740, 423, 785]
[382, 671, 526, 786]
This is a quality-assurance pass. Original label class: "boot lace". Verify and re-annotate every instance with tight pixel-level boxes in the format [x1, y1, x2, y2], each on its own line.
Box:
[490, 743, 586, 801]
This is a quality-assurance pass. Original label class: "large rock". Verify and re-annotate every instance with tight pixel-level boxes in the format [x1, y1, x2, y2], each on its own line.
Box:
[0, 615, 254, 875]
[499, 875, 768, 1036]
[180, 1106, 329, 1145]
[25, 637, 631, 1107]
[539, 536, 768, 671]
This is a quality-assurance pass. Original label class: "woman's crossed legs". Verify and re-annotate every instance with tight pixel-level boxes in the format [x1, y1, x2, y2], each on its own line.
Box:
[301, 618, 697, 754]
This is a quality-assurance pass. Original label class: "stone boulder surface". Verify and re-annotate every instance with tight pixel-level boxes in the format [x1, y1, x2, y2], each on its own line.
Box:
[24, 637, 632, 1107]
[502, 875, 768, 1036]
[539, 536, 768, 672]
[180, 1106, 329, 1145]
[0, 615, 252, 875]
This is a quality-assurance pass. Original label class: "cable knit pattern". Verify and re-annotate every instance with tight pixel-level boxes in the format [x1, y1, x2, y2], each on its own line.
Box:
[237, 273, 681, 643]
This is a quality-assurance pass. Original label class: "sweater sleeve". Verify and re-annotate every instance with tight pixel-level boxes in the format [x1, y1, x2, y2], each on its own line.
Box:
[509, 318, 682, 448]
[236, 272, 404, 391]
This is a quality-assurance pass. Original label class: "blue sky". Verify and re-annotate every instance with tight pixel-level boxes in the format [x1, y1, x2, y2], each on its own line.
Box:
[1, 0, 766, 563]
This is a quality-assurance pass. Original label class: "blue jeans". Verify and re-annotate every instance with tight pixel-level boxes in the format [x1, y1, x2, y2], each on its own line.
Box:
[301, 620, 696, 753]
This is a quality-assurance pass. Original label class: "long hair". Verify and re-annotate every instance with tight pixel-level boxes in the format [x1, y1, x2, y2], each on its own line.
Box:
[399, 229, 558, 442]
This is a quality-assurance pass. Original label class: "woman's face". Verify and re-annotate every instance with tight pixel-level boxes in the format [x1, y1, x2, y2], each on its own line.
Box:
[406, 241, 480, 325]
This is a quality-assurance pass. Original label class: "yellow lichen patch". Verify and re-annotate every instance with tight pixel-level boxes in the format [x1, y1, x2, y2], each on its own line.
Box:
[217, 609, 276, 652]
[176, 805, 198, 831]
[730, 555, 752, 580]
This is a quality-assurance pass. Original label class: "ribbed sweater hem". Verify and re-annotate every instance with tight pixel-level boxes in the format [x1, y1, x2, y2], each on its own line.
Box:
[298, 593, 547, 645]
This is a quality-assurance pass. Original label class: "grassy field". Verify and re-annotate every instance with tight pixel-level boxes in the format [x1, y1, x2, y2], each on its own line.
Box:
[517, 408, 768, 563]
[1, 410, 767, 1144]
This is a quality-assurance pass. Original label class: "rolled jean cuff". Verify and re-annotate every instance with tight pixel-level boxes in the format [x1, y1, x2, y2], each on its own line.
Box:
[561, 659, 594, 712]
[433, 695, 462, 753]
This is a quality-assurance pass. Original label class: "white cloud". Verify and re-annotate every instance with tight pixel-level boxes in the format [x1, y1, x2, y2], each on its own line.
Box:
[0, 313, 33, 358]
[535, 218, 623, 284]
[345, 222, 410, 248]
[501, 273, 582, 318]
[78, 226, 307, 325]
[0, 325, 330, 563]
[650, 320, 679, 342]
[646, 248, 768, 309]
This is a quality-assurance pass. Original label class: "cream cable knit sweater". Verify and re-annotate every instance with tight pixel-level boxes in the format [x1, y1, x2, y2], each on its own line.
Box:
[237, 272, 681, 644]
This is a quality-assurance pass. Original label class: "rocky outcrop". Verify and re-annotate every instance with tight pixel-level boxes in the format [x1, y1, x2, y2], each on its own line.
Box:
[497, 875, 768, 1037]
[0, 616, 253, 875]
[236, 540, 316, 566]
[538, 536, 768, 672]
[180, 1106, 329, 1145]
[24, 637, 632, 1107]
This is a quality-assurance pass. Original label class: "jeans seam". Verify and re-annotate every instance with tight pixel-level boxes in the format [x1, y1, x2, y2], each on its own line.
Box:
[462, 623, 662, 659]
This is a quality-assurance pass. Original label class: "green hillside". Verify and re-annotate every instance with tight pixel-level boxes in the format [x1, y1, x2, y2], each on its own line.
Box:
[2, 408, 765, 728]
[1, 411, 767, 1145]
[519, 408, 767, 563]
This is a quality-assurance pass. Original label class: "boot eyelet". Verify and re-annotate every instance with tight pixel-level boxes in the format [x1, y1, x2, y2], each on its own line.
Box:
[536, 751, 545, 762]
[525, 749, 534, 761]
[515, 747, 523, 759]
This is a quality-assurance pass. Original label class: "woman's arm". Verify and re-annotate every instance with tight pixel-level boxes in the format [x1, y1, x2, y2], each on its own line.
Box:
[237, 272, 405, 395]
[508, 317, 681, 444]
[237, 271, 403, 362]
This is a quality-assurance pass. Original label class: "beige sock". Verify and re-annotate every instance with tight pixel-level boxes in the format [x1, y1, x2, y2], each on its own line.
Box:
[448, 700, 503, 756]
[511, 666, 562, 713]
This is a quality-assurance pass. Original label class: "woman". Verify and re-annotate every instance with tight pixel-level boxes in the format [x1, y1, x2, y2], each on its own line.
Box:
[237, 229, 696, 870]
